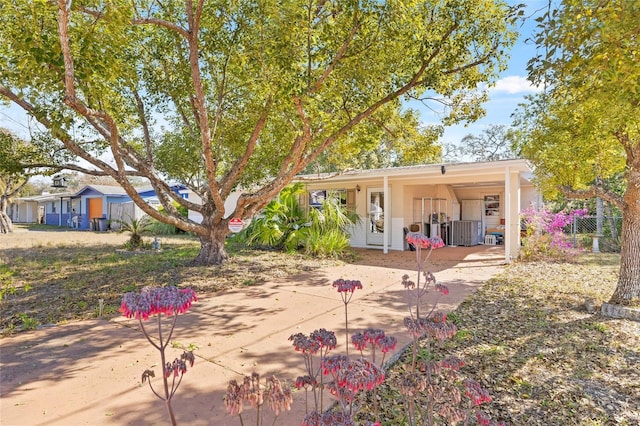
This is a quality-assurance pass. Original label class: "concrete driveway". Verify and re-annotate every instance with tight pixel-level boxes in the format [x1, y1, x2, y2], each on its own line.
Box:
[0, 245, 506, 425]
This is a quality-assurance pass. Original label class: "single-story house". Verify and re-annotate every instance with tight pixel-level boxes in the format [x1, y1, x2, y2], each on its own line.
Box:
[9, 184, 194, 231]
[8, 192, 66, 226]
[294, 158, 541, 263]
[9, 160, 539, 262]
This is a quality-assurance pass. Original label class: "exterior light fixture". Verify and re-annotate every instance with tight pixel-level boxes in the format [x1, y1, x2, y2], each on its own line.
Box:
[356, 185, 361, 193]
[441, 165, 446, 175]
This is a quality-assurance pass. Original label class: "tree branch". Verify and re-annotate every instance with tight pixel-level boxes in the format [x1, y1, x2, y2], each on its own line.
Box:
[131, 18, 190, 39]
[220, 98, 272, 200]
[308, 9, 362, 94]
[57, 0, 126, 177]
[0, 85, 117, 174]
[133, 89, 154, 164]
[560, 185, 627, 211]
[183, 0, 224, 218]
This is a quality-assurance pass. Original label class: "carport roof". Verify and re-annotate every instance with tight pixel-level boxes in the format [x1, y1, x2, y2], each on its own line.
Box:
[295, 158, 534, 185]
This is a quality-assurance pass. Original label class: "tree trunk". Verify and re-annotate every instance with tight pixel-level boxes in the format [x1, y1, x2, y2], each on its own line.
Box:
[193, 223, 230, 265]
[609, 180, 640, 305]
[0, 196, 13, 234]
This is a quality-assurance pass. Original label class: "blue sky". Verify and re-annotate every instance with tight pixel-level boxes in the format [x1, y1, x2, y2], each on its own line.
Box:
[431, 0, 546, 148]
[1, 1, 545, 152]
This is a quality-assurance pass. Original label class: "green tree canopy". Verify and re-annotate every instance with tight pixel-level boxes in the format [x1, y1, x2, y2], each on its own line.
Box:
[1, 0, 520, 264]
[513, 0, 639, 304]
[0, 129, 53, 233]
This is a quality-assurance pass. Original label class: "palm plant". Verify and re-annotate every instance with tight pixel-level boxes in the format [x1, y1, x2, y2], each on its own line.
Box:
[241, 185, 360, 257]
[115, 215, 153, 249]
[304, 194, 360, 257]
[241, 183, 308, 250]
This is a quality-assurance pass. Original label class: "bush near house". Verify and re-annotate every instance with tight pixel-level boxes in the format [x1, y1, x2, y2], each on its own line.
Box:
[239, 184, 359, 258]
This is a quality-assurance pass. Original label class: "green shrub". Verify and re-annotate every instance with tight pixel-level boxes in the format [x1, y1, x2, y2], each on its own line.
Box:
[240, 183, 308, 249]
[113, 215, 154, 249]
[240, 184, 359, 258]
[151, 201, 189, 235]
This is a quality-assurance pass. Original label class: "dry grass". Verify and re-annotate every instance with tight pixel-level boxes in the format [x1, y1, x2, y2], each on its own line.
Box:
[0, 225, 336, 334]
[2, 225, 639, 425]
[357, 255, 640, 425]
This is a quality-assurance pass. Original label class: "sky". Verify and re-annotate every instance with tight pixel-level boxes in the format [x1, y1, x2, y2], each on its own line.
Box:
[427, 0, 547, 150]
[0, 1, 546, 155]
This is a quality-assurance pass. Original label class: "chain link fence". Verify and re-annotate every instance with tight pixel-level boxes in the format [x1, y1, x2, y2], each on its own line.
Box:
[570, 215, 622, 253]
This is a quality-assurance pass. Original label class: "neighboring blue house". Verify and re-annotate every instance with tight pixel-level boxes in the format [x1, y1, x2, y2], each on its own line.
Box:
[74, 185, 131, 230]
[11, 184, 193, 230]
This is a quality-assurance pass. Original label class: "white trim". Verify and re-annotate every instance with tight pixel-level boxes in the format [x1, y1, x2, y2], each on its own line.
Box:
[383, 176, 389, 254]
[505, 166, 511, 263]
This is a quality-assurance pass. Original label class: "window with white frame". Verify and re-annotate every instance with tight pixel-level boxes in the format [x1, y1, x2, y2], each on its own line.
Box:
[309, 189, 347, 209]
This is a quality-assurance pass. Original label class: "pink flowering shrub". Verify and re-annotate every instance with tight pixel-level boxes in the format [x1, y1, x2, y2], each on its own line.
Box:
[362, 231, 504, 426]
[520, 206, 588, 261]
[120, 286, 197, 426]
[333, 278, 363, 354]
[224, 372, 293, 423]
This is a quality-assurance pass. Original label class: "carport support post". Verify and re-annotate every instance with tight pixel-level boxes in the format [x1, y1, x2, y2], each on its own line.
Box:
[504, 166, 521, 263]
[383, 175, 389, 254]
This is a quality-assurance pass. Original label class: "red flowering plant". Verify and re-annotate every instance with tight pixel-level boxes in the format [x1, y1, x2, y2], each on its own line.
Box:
[120, 286, 197, 426]
[289, 328, 337, 415]
[295, 282, 390, 426]
[350, 328, 396, 422]
[403, 232, 446, 317]
[322, 355, 385, 418]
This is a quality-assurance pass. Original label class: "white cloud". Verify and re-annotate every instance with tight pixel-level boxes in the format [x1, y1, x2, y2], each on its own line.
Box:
[490, 76, 541, 95]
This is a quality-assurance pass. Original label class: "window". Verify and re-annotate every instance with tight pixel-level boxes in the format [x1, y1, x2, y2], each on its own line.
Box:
[309, 190, 326, 208]
[484, 195, 500, 216]
[309, 189, 347, 209]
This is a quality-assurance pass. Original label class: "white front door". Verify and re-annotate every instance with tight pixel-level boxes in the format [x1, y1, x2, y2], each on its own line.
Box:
[367, 187, 390, 246]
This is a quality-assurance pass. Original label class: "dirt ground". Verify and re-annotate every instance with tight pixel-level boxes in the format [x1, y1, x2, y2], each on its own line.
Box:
[0, 225, 502, 267]
[0, 225, 182, 249]
[0, 226, 507, 425]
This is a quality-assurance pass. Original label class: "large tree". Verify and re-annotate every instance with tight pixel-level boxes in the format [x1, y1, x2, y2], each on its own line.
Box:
[0, 130, 51, 233]
[513, 0, 639, 304]
[0, 0, 520, 265]
[459, 124, 517, 161]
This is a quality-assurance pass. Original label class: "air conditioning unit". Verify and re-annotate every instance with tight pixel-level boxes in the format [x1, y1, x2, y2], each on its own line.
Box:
[452, 220, 482, 246]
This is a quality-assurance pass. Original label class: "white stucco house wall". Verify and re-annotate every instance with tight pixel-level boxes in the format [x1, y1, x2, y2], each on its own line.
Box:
[294, 158, 541, 263]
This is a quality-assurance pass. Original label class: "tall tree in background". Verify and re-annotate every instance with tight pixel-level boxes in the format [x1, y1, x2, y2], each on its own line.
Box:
[513, 0, 639, 304]
[0, 130, 51, 233]
[459, 124, 517, 161]
[0, 0, 520, 264]
[308, 108, 443, 173]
